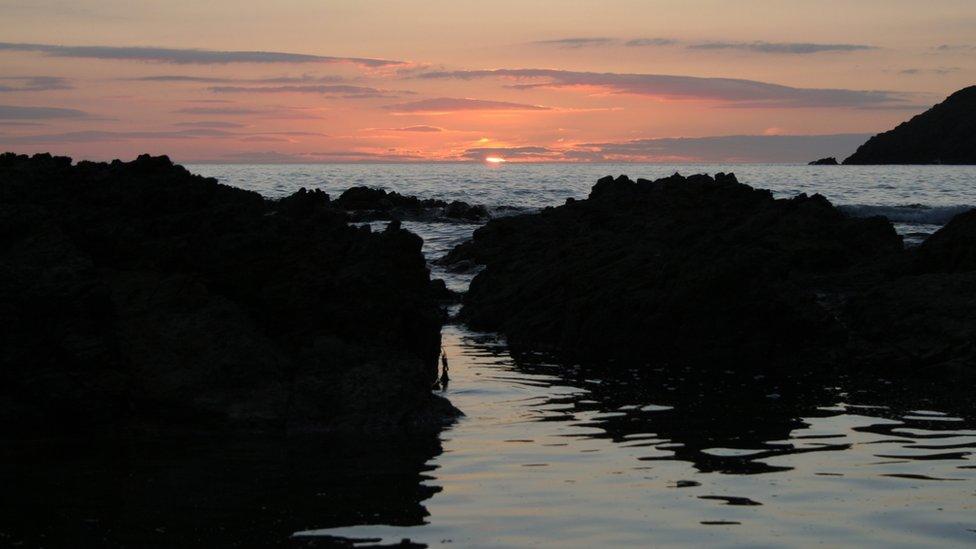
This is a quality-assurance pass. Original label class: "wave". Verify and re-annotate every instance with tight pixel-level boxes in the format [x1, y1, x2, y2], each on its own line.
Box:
[838, 204, 974, 225]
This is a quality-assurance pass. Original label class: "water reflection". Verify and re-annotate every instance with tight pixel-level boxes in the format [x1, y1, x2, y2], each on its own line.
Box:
[306, 326, 975, 547]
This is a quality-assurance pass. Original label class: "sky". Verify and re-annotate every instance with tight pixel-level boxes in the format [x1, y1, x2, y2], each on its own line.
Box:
[0, 0, 973, 163]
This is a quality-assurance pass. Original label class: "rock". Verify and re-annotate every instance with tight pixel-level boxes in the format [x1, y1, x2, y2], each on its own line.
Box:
[843, 86, 976, 164]
[442, 172, 904, 370]
[913, 208, 976, 273]
[808, 157, 839, 165]
[334, 186, 489, 222]
[844, 208, 976, 375]
[0, 152, 457, 435]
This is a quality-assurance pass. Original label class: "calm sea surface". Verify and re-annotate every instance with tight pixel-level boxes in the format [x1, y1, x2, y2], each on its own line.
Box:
[9, 164, 970, 547]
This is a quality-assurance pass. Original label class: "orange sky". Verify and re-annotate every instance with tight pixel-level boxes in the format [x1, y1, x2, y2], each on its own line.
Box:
[0, 0, 974, 162]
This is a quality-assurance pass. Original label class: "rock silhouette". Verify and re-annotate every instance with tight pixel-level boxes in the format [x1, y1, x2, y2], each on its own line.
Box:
[335, 186, 489, 222]
[443, 172, 976, 374]
[808, 157, 838, 165]
[0, 153, 457, 435]
[843, 85, 976, 164]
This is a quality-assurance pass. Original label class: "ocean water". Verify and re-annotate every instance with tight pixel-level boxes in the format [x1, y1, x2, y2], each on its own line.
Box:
[191, 163, 976, 547]
[10, 164, 969, 547]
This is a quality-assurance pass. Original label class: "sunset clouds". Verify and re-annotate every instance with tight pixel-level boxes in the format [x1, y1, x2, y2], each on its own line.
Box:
[0, 0, 973, 162]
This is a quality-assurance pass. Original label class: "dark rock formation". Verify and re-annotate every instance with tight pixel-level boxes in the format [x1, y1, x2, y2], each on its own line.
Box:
[808, 157, 838, 165]
[442, 173, 904, 370]
[843, 85, 976, 164]
[0, 153, 456, 435]
[335, 186, 488, 222]
[845, 208, 976, 373]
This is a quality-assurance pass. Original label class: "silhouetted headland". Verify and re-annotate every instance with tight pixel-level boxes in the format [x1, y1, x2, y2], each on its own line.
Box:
[843, 85, 976, 164]
[0, 152, 458, 436]
[442, 172, 976, 375]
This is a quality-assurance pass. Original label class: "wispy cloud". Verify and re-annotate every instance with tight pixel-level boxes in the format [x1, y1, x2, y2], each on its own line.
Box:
[384, 97, 552, 114]
[0, 128, 236, 143]
[0, 104, 89, 119]
[687, 41, 876, 54]
[934, 44, 976, 52]
[624, 38, 678, 47]
[417, 69, 911, 109]
[531, 37, 615, 48]
[209, 84, 406, 99]
[526, 37, 870, 54]
[569, 134, 871, 162]
[394, 125, 444, 132]
[127, 74, 346, 84]
[457, 134, 871, 163]
[898, 67, 960, 75]
[0, 42, 406, 68]
[462, 146, 559, 160]
[0, 76, 72, 92]
[173, 120, 247, 128]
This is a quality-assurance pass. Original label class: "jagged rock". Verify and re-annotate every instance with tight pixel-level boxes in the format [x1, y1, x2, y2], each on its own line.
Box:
[442, 173, 903, 370]
[843, 86, 976, 164]
[335, 186, 489, 222]
[0, 153, 457, 435]
[808, 157, 838, 165]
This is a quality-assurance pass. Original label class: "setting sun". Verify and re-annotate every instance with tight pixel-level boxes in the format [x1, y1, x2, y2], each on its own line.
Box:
[485, 156, 507, 163]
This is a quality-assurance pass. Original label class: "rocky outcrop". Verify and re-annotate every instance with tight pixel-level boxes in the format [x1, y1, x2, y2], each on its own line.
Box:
[0, 153, 456, 435]
[808, 157, 838, 165]
[843, 86, 976, 164]
[844, 208, 976, 374]
[335, 186, 488, 222]
[442, 173, 904, 370]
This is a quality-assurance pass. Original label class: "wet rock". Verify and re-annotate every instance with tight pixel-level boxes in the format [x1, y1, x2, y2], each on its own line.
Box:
[334, 186, 489, 222]
[808, 157, 839, 165]
[843, 85, 976, 165]
[442, 172, 904, 370]
[0, 153, 457, 435]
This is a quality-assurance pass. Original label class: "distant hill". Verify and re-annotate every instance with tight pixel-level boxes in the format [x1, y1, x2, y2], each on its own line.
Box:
[844, 86, 976, 165]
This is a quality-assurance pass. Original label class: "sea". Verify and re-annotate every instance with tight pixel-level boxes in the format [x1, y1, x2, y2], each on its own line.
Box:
[191, 163, 976, 548]
[8, 164, 972, 548]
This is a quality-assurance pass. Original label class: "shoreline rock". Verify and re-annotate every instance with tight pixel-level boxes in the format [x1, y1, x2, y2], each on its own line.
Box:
[0, 153, 459, 436]
[808, 157, 839, 165]
[335, 186, 489, 222]
[442, 172, 975, 375]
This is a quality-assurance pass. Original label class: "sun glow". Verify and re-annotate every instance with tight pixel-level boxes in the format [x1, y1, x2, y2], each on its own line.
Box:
[485, 156, 506, 163]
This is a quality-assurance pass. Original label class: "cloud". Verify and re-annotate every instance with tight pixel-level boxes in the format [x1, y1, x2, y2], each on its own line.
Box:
[0, 76, 72, 92]
[462, 146, 559, 160]
[384, 97, 551, 114]
[0, 128, 236, 144]
[173, 120, 246, 128]
[206, 150, 424, 163]
[568, 134, 871, 162]
[898, 67, 960, 75]
[393, 125, 443, 132]
[0, 104, 89, 119]
[209, 84, 405, 99]
[624, 38, 679, 47]
[417, 69, 911, 108]
[687, 41, 876, 54]
[531, 37, 614, 49]
[127, 74, 345, 84]
[934, 44, 976, 52]
[454, 135, 872, 163]
[0, 42, 405, 68]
